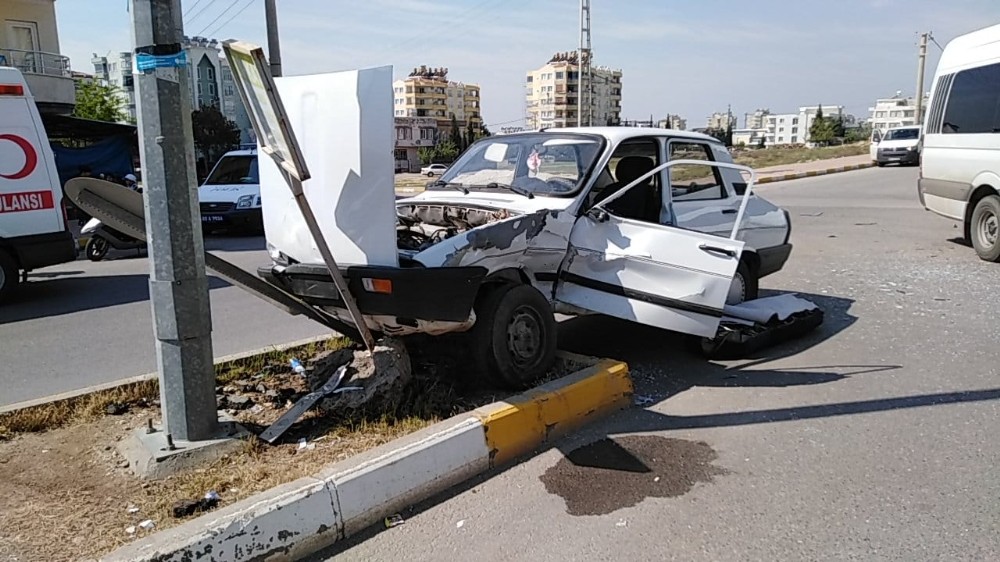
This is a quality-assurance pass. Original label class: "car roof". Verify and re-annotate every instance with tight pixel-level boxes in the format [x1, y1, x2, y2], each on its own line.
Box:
[543, 126, 723, 145]
[221, 149, 258, 157]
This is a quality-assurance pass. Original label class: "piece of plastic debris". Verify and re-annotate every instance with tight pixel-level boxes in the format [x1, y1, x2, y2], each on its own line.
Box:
[633, 395, 655, 406]
[249, 404, 265, 415]
[384, 514, 405, 528]
[456, 520, 465, 529]
[126, 505, 140, 514]
[138, 519, 155, 531]
[290, 358, 306, 375]
[298, 438, 308, 450]
[259, 364, 349, 444]
[125, 526, 137, 535]
[616, 518, 628, 528]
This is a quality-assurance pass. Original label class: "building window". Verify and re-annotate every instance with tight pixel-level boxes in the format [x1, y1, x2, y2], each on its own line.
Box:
[792, 127, 798, 134]
[420, 128, 434, 140]
[791, 136, 797, 143]
[556, 71, 564, 79]
[792, 118, 799, 125]
[396, 127, 412, 140]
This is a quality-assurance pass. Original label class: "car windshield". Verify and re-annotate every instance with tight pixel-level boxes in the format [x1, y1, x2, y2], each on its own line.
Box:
[433, 133, 604, 197]
[884, 128, 920, 140]
[204, 155, 259, 185]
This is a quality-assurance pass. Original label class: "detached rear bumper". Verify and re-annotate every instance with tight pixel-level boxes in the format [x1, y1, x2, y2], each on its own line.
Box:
[258, 263, 487, 323]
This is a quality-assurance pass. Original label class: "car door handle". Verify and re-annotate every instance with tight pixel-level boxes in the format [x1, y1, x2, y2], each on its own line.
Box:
[699, 244, 737, 258]
[721, 209, 738, 214]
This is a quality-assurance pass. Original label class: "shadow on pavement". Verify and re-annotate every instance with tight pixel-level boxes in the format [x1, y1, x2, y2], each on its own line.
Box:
[0, 274, 230, 324]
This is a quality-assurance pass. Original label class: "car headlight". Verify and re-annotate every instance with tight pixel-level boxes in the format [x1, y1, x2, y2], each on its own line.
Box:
[236, 194, 255, 208]
[907, 146, 917, 151]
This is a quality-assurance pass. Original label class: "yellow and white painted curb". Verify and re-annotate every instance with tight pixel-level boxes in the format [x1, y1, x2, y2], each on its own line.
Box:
[101, 353, 632, 562]
[756, 162, 875, 184]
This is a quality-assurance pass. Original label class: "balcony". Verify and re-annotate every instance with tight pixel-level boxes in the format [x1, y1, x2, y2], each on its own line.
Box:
[0, 48, 75, 113]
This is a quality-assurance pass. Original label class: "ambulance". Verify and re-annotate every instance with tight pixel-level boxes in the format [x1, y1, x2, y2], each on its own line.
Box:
[0, 67, 77, 303]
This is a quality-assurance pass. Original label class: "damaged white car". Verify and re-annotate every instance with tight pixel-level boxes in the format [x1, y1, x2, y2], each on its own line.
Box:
[261, 126, 797, 388]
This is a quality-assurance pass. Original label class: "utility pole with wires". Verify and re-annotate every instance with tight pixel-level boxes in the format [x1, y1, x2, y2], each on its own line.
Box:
[915, 32, 929, 125]
[578, 0, 592, 127]
[265, 0, 282, 77]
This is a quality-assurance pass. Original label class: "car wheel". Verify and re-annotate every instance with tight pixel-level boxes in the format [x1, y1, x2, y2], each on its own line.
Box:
[86, 237, 110, 261]
[427, 172, 434, 177]
[0, 249, 20, 304]
[876, 161, 885, 167]
[970, 195, 1000, 262]
[726, 259, 759, 305]
[470, 283, 557, 390]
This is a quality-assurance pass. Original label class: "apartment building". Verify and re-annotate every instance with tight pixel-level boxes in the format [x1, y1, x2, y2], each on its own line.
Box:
[392, 66, 482, 135]
[525, 51, 622, 129]
[0, 0, 74, 114]
[743, 108, 771, 129]
[706, 111, 737, 131]
[765, 104, 844, 145]
[732, 128, 769, 147]
[868, 92, 928, 131]
[393, 116, 438, 172]
[91, 36, 252, 142]
[657, 114, 687, 130]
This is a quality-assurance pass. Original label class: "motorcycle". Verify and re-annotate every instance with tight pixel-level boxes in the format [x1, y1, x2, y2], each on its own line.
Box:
[81, 217, 146, 261]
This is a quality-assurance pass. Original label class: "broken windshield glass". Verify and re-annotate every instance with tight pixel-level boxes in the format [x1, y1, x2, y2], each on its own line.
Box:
[431, 133, 604, 197]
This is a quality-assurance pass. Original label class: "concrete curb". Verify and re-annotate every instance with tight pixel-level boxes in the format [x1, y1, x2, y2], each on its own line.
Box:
[755, 162, 874, 184]
[0, 335, 338, 415]
[99, 353, 632, 562]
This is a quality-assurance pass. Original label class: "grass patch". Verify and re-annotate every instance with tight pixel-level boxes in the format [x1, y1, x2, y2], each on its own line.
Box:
[732, 143, 869, 169]
[0, 337, 351, 441]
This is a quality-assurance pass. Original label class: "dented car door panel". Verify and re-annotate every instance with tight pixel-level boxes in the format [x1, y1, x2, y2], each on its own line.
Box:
[555, 213, 744, 338]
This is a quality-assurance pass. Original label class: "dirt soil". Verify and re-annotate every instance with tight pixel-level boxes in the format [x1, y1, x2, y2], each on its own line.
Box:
[0, 345, 591, 562]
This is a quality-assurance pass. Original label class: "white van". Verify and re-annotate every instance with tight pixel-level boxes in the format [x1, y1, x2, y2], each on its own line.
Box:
[0, 67, 77, 302]
[918, 23, 1000, 262]
[197, 148, 263, 233]
[874, 125, 922, 167]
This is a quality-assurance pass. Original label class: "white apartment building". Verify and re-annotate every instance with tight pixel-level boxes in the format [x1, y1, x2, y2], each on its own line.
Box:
[765, 104, 844, 145]
[657, 114, 687, 130]
[1, 0, 75, 114]
[525, 51, 622, 129]
[707, 111, 737, 131]
[733, 128, 769, 147]
[868, 92, 928, 131]
[393, 116, 438, 172]
[744, 108, 770, 129]
[91, 36, 252, 143]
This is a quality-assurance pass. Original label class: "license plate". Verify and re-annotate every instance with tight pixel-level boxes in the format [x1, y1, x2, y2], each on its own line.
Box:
[202, 215, 224, 222]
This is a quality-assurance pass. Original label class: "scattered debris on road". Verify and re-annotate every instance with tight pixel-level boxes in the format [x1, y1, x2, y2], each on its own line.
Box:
[384, 514, 405, 528]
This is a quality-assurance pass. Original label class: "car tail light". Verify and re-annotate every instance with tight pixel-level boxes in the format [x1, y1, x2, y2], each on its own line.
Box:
[0, 84, 25, 96]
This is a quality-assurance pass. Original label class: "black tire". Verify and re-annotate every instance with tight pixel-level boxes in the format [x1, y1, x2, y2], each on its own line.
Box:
[427, 172, 434, 177]
[86, 237, 110, 261]
[876, 161, 886, 167]
[727, 259, 759, 305]
[0, 249, 20, 304]
[469, 283, 557, 390]
[970, 195, 1000, 262]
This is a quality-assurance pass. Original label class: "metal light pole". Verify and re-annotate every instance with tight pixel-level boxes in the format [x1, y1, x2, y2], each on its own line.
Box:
[265, 0, 282, 77]
[915, 32, 928, 125]
[131, 0, 219, 441]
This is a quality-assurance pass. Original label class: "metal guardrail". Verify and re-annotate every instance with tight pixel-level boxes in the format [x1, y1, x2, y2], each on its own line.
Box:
[0, 48, 71, 77]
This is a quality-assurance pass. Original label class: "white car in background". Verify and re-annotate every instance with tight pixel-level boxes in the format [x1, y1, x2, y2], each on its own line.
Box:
[420, 163, 448, 177]
[874, 126, 922, 167]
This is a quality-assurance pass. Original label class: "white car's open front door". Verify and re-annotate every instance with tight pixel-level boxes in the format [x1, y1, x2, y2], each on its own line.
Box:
[554, 160, 757, 338]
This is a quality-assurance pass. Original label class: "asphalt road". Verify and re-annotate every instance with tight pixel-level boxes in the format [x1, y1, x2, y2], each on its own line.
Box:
[317, 166, 1000, 561]
[0, 235, 329, 407]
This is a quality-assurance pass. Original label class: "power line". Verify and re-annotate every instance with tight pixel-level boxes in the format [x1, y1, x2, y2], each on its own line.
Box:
[185, 0, 219, 27]
[183, 0, 207, 18]
[204, 0, 256, 38]
[195, 0, 243, 37]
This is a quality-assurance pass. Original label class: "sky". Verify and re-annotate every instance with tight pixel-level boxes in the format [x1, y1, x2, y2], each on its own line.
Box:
[55, 0, 1000, 130]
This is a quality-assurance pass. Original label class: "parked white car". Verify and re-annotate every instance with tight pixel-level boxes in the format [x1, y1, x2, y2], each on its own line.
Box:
[420, 163, 448, 177]
[262, 127, 793, 387]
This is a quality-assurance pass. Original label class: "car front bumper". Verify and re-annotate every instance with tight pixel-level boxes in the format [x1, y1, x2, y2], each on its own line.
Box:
[877, 150, 919, 165]
[200, 207, 263, 230]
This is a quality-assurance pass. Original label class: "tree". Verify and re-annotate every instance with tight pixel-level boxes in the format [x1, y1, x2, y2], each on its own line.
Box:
[73, 81, 127, 123]
[832, 115, 846, 138]
[724, 124, 734, 148]
[418, 146, 436, 166]
[450, 114, 462, 150]
[191, 106, 240, 171]
[809, 105, 835, 145]
[436, 138, 459, 161]
[845, 121, 872, 143]
[757, 135, 766, 149]
[480, 125, 492, 138]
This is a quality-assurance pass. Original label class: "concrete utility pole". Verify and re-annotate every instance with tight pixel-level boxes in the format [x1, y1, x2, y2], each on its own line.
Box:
[265, 0, 282, 77]
[131, 0, 219, 441]
[915, 32, 928, 125]
[578, 0, 591, 127]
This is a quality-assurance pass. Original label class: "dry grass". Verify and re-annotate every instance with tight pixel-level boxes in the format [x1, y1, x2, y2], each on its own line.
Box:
[732, 143, 869, 169]
[0, 337, 351, 441]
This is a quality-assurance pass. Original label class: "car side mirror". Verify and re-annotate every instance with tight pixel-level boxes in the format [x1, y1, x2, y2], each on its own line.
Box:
[587, 206, 610, 223]
[733, 182, 748, 196]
